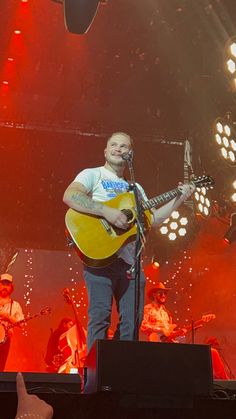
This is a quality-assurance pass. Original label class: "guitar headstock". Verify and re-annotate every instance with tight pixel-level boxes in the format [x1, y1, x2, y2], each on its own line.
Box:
[63, 287, 73, 305]
[201, 313, 216, 323]
[40, 307, 52, 316]
[192, 175, 215, 189]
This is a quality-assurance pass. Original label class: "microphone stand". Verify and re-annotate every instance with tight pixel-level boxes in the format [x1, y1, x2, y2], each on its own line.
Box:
[191, 318, 195, 344]
[218, 349, 235, 379]
[125, 153, 145, 341]
[190, 318, 202, 344]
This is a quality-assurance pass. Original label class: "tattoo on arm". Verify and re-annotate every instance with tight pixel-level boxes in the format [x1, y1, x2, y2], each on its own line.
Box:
[71, 192, 103, 211]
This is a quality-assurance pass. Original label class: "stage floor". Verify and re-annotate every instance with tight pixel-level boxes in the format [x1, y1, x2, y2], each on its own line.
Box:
[1, 378, 236, 419]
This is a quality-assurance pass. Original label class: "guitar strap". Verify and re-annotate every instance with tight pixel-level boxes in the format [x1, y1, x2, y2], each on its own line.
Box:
[9, 299, 13, 316]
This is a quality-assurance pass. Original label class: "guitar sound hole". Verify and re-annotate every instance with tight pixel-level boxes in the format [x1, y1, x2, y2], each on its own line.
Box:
[122, 209, 135, 223]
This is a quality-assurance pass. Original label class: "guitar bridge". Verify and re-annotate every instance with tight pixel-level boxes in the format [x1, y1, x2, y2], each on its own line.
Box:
[100, 218, 113, 235]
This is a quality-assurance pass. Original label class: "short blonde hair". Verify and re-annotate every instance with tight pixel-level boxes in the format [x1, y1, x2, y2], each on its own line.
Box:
[107, 132, 133, 146]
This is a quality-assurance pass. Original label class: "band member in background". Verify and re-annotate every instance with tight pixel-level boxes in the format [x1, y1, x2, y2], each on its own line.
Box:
[141, 282, 177, 342]
[63, 132, 195, 352]
[204, 336, 230, 380]
[45, 317, 74, 372]
[0, 273, 24, 371]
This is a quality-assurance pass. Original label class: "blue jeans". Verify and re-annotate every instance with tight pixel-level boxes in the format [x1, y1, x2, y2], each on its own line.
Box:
[84, 258, 146, 352]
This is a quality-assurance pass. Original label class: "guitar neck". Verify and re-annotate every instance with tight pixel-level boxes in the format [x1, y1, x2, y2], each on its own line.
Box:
[69, 300, 87, 345]
[6, 307, 51, 330]
[7, 312, 41, 331]
[183, 319, 203, 333]
[142, 188, 181, 211]
[170, 319, 204, 339]
[74, 315, 87, 345]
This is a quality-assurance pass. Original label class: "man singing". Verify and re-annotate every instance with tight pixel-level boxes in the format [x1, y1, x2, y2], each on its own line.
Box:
[63, 132, 195, 352]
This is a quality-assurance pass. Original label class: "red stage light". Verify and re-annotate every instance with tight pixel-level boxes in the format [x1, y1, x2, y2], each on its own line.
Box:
[14, 30, 21, 35]
[2, 81, 9, 85]
[152, 261, 160, 269]
[7, 57, 14, 62]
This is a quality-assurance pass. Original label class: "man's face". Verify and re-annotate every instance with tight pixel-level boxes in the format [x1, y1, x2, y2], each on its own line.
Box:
[104, 133, 132, 167]
[153, 290, 168, 305]
[0, 281, 13, 298]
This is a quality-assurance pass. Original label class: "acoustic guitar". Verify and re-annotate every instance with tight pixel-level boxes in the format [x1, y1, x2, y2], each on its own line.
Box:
[65, 175, 214, 267]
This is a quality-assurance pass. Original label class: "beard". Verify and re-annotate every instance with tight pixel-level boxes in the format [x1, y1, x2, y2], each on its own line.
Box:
[0, 289, 10, 298]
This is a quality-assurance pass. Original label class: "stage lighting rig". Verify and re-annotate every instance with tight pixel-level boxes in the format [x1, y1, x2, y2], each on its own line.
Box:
[51, 0, 108, 34]
[225, 36, 236, 89]
[224, 212, 236, 244]
[194, 186, 212, 218]
[159, 210, 189, 242]
[214, 113, 236, 166]
[232, 180, 236, 202]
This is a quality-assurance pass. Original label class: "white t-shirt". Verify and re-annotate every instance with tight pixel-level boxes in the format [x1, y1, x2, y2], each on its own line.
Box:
[74, 166, 147, 265]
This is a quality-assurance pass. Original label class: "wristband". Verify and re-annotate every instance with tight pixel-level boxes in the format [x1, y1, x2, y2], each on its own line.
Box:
[15, 414, 46, 419]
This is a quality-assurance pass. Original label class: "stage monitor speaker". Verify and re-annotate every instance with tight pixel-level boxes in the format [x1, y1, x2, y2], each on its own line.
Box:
[0, 372, 82, 393]
[85, 340, 213, 398]
[214, 380, 236, 397]
[63, 0, 101, 34]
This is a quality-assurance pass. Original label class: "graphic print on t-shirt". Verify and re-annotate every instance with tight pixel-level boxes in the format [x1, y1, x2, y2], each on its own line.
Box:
[101, 179, 129, 198]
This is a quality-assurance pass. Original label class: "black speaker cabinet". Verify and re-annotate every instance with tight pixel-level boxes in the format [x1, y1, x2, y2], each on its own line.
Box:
[0, 372, 82, 393]
[64, 0, 100, 34]
[84, 340, 213, 397]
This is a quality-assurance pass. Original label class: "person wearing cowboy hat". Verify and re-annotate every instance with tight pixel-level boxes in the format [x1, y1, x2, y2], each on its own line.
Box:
[141, 281, 177, 342]
[0, 273, 24, 371]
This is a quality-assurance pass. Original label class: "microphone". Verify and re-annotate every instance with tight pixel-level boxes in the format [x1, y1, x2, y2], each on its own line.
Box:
[122, 150, 133, 161]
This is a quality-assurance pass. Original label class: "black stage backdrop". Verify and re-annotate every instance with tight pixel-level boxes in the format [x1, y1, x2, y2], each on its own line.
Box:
[0, 126, 184, 250]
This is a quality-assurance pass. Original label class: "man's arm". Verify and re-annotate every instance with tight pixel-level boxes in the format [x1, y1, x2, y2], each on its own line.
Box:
[63, 181, 129, 229]
[0, 309, 23, 325]
[0, 313, 16, 325]
[140, 307, 176, 336]
[63, 181, 104, 216]
[4, 302, 25, 330]
[151, 183, 195, 226]
[140, 306, 156, 335]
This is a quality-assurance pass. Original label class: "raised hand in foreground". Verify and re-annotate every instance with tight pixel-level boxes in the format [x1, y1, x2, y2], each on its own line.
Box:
[15, 372, 54, 419]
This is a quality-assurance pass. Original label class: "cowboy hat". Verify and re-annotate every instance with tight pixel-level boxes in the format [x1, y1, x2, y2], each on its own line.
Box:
[148, 282, 171, 300]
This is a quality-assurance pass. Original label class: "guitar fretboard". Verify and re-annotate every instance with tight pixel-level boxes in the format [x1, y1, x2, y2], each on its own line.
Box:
[142, 188, 181, 210]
